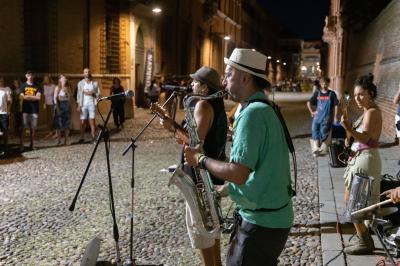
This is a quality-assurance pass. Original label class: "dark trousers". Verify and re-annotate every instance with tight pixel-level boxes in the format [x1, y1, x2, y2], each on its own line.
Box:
[227, 220, 290, 266]
[112, 104, 125, 127]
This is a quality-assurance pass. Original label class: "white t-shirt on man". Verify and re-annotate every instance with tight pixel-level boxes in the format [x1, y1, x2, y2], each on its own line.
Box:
[0, 87, 12, 114]
[83, 82, 95, 106]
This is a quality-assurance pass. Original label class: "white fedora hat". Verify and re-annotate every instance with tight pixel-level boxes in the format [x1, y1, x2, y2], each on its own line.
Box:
[224, 48, 268, 80]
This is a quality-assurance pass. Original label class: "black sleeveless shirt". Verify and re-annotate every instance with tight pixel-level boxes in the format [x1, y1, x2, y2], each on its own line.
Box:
[182, 97, 227, 185]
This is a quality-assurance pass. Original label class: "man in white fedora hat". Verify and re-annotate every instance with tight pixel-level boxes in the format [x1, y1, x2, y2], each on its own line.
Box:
[184, 48, 293, 266]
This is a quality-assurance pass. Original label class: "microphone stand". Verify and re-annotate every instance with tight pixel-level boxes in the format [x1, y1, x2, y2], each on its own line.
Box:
[69, 104, 121, 266]
[121, 92, 177, 266]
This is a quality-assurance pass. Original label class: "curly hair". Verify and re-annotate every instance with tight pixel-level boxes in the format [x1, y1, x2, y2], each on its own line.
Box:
[355, 73, 377, 99]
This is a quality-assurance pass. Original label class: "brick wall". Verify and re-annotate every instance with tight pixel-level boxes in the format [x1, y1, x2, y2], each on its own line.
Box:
[345, 0, 400, 142]
[58, 0, 84, 73]
[0, 0, 24, 73]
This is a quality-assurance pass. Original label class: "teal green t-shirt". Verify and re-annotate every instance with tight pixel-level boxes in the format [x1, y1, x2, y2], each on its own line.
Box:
[228, 91, 294, 228]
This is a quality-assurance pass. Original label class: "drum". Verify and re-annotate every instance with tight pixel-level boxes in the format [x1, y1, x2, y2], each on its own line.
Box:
[328, 140, 347, 168]
[345, 173, 373, 221]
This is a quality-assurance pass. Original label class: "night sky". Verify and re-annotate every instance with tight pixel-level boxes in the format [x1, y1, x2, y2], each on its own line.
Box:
[259, 0, 330, 40]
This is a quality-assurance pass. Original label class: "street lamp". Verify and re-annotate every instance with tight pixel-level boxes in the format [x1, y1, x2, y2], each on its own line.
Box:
[224, 35, 231, 41]
[276, 59, 280, 63]
[267, 56, 272, 60]
[283, 62, 287, 66]
[152, 7, 162, 13]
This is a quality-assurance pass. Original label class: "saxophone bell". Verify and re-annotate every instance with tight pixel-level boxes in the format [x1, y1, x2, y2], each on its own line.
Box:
[169, 167, 220, 237]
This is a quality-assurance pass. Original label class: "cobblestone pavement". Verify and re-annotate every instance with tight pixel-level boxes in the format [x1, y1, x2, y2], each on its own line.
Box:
[0, 99, 321, 265]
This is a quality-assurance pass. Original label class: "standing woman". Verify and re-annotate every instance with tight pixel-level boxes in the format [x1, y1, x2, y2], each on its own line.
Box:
[341, 73, 382, 255]
[110, 77, 125, 130]
[54, 75, 72, 145]
[43, 75, 56, 138]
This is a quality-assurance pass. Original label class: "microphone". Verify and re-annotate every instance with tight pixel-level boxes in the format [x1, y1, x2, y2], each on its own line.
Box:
[162, 84, 192, 93]
[98, 90, 134, 101]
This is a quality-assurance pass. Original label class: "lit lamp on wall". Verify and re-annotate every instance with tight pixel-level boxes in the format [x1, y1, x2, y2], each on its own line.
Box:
[130, 0, 162, 14]
[152, 7, 162, 13]
[222, 17, 231, 41]
[210, 32, 231, 41]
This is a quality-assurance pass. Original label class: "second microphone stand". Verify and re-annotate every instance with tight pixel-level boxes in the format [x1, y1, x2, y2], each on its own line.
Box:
[69, 104, 121, 265]
[121, 91, 177, 266]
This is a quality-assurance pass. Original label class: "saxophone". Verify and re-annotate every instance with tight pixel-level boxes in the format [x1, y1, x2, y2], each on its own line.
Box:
[169, 90, 226, 238]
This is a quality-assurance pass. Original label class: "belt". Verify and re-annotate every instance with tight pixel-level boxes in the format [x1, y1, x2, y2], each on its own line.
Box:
[229, 202, 289, 243]
[243, 201, 290, 213]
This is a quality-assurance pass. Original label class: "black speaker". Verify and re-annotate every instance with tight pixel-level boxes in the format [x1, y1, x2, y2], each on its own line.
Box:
[328, 141, 347, 168]
[332, 123, 346, 139]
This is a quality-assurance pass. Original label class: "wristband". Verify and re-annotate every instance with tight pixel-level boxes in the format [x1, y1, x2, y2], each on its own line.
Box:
[196, 153, 204, 167]
[198, 155, 208, 169]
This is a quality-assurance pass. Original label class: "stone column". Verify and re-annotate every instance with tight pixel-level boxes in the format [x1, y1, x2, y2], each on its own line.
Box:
[322, 0, 347, 98]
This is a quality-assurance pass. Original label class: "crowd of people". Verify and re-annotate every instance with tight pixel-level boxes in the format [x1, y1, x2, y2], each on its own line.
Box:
[0, 68, 128, 156]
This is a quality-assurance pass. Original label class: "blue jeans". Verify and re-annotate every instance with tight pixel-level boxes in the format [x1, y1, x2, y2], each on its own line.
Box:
[312, 118, 331, 142]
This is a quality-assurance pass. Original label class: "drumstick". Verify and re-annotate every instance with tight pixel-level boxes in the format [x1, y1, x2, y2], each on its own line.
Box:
[351, 199, 393, 218]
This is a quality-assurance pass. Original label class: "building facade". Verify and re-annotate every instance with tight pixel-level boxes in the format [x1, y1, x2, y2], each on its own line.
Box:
[300, 41, 322, 80]
[0, 0, 243, 129]
[323, 0, 398, 142]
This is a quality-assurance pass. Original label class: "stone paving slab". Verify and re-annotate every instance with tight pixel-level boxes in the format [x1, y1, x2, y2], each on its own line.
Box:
[322, 250, 346, 266]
